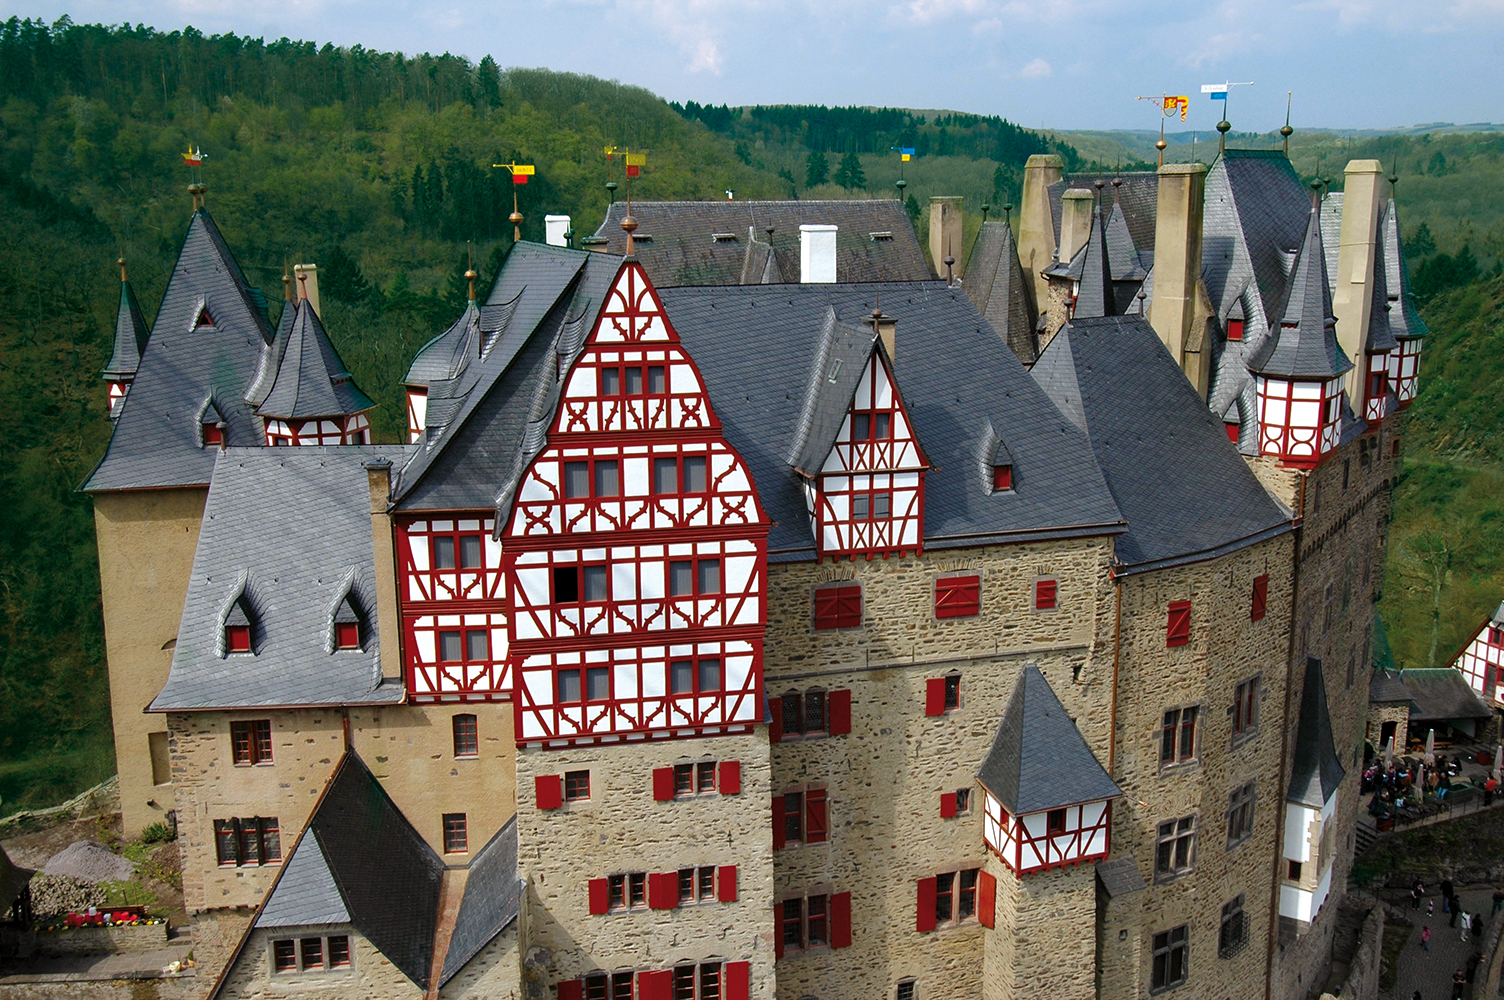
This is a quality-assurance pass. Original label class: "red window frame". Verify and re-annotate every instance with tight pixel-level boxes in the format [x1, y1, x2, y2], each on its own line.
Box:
[452, 714, 478, 757]
[327, 936, 350, 969]
[667, 557, 721, 598]
[436, 627, 491, 664]
[992, 464, 1013, 491]
[565, 769, 591, 801]
[334, 621, 360, 649]
[1251, 575, 1269, 622]
[813, 584, 862, 630]
[1035, 578, 1058, 610]
[1166, 600, 1192, 647]
[1232, 678, 1258, 739]
[1160, 706, 1198, 766]
[443, 813, 468, 853]
[935, 574, 980, 619]
[225, 623, 251, 653]
[273, 939, 297, 972]
[231, 720, 273, 765]
[202, 421, 223, 447]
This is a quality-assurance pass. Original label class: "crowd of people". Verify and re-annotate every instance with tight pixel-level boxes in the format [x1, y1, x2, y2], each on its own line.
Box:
[1407, 878, 1504, 998]
[1364, 752, 1500, 822]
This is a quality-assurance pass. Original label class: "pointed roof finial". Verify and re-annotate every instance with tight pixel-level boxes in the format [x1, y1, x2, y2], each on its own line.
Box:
[282, 261, 293, 302]
[297, 271, 309, 301]
[981, 204, 991, 224]
[117, 257, 127, 283]
[1003, 202, 1013, 226]
[466, 242, 477, 302]
[1281, 91, 1294, 156]
[943, 238, 955, 287]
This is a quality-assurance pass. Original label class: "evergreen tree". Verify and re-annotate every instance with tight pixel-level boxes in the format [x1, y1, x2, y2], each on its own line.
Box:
[992, 164, 1008, 205]
[476, 56, 502, 109]
[804, 150, 829, 188]
[905, 194, 921, 228]
[1407, 221, 1437, 259]
[833, 150, 866, 191]
[777, 167, 799, 199]
[734, 141, 752, 166]
[323, 244, 373, 304]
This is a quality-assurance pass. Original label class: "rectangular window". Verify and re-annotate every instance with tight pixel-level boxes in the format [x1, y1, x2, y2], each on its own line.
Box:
[629, 872, 647, 908]
[594, 460, 620, 497]
[433, 536, 456, 570]
[586, 666, 610, 701]
[439, 629, 463, 662]
[465, 629, 489, 661]
[896, 981, 916, 1000]
[958, 868, 978, 919]
[1035, 578, 1058, 610]
[1166, 600, 1192, 647]
[259, 817, 281, 862]
[1251, 574, 1269, 621]
[1226, 318, 1244, 341]
[670, 560, 694, 597]
[653, 457, 678, 494]
[558, 669, 581, 703]
[231, 720, 273, 765]
[781, 898, 803, 950]
[1219, 896, 1246, 958]
[564, 461, 589, 498]
[1287, 860, 1302, 882]
[1151, 925, 1189, 990]
[327, 936, 350, 969]
[931, 867, 981, 925]
[993, 464, 1012, 490]
[1155, 816, 1196, 881]
[583, 565, 608, 602]
[648, 365, 666, 394]
[203, 422, 223, 446]
[216, 817, 279, 867]
[943, 673, 961, 711]
[783, 791, 804, 844]
[335, 621, 360, 649]
[1232, 679, 1258, 740]
[1160, 706, 1198, 766]
[459, 534, 482, 569]
[935, 575, 981, 619]
[625, 366, 643, 394]
[813, 584, 862, 630]
[683, 456, 708, 492]
[697, 761, 716, 791]
[273, 939, 297, 973]
[803, 690, 825, 734]
[1046, 808, 1067, 835]
[452, 714, 478, 757]
[1226, 781, 1256, 849]
[674, 763, 695, 796]
[215, 820, 237, 866]
[781, 691, 803, 735]
[608, 874, 626, 910]
[698, 559, 721, 595]
[443, 813, 468, 854]
[807, 893, 829, 946]
[300, 936, 323, 971]
[601, 367, 621, 395]
[565, 770, 590, 801]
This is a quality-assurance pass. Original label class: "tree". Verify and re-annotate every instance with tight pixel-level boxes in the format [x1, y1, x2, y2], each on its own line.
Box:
[777, 167, 799, 199]
[992, 164, 1009, 205]
[323, 244, 373, 304]
[734, 141, 752, 166]
[833, 150, 866, 191]
[476, 56, 502, 110]
[804, 150, 829, 189]
[1406, 221, 1436, 259]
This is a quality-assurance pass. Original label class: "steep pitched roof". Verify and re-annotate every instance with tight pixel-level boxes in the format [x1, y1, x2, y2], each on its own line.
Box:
[1381, 197, 1429, 343]
[591, 200, 929, 287]
[1400, 668, 1493, 721]
[1287, 656, 1346, 808]
[438, 818, 521, 986]
[786, 309, 883, 476]
[965, 220, 1038, 364]
[256, 300, 375, 420]
[1366, 222, 1400, 354]
[150, 445, 412, 711]
[1049, 172, 1159, 256]
[102, 275, 150, 379]
[976, 663, 1120, 814]
[83, 209, 275, 491]
[1064, 207, 1117, 319]
[255, 833, 350, 928]
[1246, 196, 1353, 380]
[1032, 315, 1291, 572]
[1368, 668, 1411, 705]
[655, 282, 1124, 561]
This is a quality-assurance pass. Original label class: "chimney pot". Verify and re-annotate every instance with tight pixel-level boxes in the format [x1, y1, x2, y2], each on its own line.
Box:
[800, 224, 838, 283]
[292, 263, 321, 317]
[545, 215, 572, 247]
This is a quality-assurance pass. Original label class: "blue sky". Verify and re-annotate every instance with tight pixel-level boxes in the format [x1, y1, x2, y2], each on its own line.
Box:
[11, 0, 1503, 130]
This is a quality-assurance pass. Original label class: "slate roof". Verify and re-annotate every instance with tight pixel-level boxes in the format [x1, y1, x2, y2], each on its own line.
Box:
[150, 445, 413, 711]
[103, 276, 150, 380]
[1400, 668, 1493, 721]
[1095, 857, 1147, 898]
[257, 300, 376, 420]
[976, 663, 1120, 814]
[244, 289, 297, 408]
[1368, 668, 1412, 705]
[1287, 656, 1346, 808]
[1031, 315, 1291, 573]
[1381, 197, 1428, 343]
[1049, 172, 1159, 256]
[249, 753, 444, 989]
[1246, 194, 1353, 380]
[438, 817, 521, 987]
[1366, 220, 1399, 355]
[83, 210, 275, 492]
[393, 245, 622, 513]
[786, 310, 890, 476]
[1060, 207, 1117, 319]
[964, 220, 1038, 364]
[591, 201, 930, 287]
[655, 282, 1125, 561]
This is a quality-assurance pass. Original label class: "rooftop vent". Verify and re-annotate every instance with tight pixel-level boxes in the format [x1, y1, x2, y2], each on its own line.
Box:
[869, 231, 895, 241]
[712, 233, 739, 242]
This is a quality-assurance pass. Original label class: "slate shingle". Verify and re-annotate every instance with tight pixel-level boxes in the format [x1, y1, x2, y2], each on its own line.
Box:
[438, 818, 521, 986]
[1287, 657, 1347, 808]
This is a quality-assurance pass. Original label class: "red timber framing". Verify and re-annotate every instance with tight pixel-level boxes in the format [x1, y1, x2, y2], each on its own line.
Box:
[396, 515, 510, 701]
[264, 412, 371, 446]
[1362, 351, 1393, 425]
[808, 349, 928, 560]
[1253, 374, 1344, 469]
[1388, 336, 1422, 409]
[1454, 620, 1504, 704]
[406, 388, 427, 442]
[506, 261, 770, 747]
[981, 789, 1110, 875]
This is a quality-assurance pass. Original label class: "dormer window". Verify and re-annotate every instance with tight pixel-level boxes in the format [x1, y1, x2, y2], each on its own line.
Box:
[1226, 319, 1244, 341]
[197, 307, 214, 327]
[992, 465, 1013, 491]
[226, 624, 251, 653]
[335, 622, 360, 649]
[223, 592, 256, 655]
[203, 422, 224, 447]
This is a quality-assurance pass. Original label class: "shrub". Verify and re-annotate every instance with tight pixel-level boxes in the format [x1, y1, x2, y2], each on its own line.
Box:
[139, 821, 174, 844]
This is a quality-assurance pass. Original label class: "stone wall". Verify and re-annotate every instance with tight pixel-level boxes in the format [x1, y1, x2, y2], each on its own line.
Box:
[1365, 703, 1410, 755]
[218, 927, 424, 1000]
[34, 922, 168, 955]
[440, 919, 522, 1000]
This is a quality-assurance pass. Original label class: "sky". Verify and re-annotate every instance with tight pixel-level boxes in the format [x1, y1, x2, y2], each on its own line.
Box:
[10, 0, 1504, 131]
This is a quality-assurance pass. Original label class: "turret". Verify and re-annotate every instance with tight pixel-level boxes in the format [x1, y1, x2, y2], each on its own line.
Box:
[102, 258, 150, 418]
[1380, 181, 1427, 407]
[1247, 190, 1352, 469]
[254, 280, 376, 445]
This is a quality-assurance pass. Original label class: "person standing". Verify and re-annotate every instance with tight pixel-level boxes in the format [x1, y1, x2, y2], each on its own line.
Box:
[1453, 968, 1467, 999]
[1422, 925, 1432, 950]
[1414, 879, 1426, 909]
[1428, 898, 1436, 918]
[1459, 907, 1471, 942]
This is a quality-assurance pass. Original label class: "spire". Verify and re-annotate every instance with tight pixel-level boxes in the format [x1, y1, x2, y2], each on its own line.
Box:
[102, 257, 150, 381]
[1281, 91, 1294, 157]
[1381, 181, 1428, 344]
[1247, 188, 1352, 379]
[256, 296, 376, 422]
[1287, 657, 1346, 807]
[1065, 206, 1116, 320]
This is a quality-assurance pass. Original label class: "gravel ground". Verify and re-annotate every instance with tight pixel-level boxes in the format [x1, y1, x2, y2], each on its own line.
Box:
[41, 841, 134, 883]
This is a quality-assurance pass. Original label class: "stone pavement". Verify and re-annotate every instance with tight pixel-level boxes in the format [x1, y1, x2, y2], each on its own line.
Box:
[1385, 888, 1497, 1000]
[0, 941, 195, 984]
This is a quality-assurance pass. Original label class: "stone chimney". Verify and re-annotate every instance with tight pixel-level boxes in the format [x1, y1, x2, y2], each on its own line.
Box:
[1018, 154, 1064, 311]
[545, 215, 571, 248]
[928, 196, 963, 280]
[800, 224, 837, 283]
[1057, 189, 1095, 268]
[1147, 162, 1212, 399]
[875, 312, 897, 365]
[1333, 159, 1385, 406]
[292, 263, 321, 317]
[365, 458, 401, 684]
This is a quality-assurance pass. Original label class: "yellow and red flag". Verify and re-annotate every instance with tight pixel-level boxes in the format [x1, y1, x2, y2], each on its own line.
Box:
[182, 145, 205, 166]
[625, 152, 646, 178]
[1163, 96, 1189, 121]
[494, 162, 536, 185]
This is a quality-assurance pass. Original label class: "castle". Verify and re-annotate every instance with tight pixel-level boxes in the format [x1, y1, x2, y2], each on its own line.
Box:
[81, 140, 1422, 999]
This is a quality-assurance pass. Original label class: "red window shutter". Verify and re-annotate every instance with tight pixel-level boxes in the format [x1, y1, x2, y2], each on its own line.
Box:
[935, 575, 981, 619]
[638, 969, 672, 1000]
[649, 872, 678, 910]
[772, 795, 787, 850]
[916, 877, 938, 932]
[925, 677, 946, 716]
[813, 588, 842, 630]
[652, 766, 675, 802]
[835, 585, 862, 627]
[978, 871, 997, 928]
[719, 760, 742, 795]
[535, 774, 563, 810]
[718, 865, 738, 902]
[725, 961, 750, 1000]
[992, 465, 1012, 491]
[1167, 600, 1192, 647]
[828, 688, 851, 735]
[769, 697, 783, 743]
[588, 878, 609, 915]
[1035, 578, 1057, 610]
[1251, 575, 1269, 622]
[806, 789, 828, 843]
[831, 891, 852, 948]
[940, 792, 957, 818]
[558, 980, 583, 1000]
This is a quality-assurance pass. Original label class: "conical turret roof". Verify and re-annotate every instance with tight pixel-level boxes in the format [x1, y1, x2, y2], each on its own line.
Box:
[256, 300, 375, 421]
[102, 274, 150, 380]
[1287, 656, 1346, 808]
[1065, 206, 1116, 320]
[1247, 195, 1352, 380]
[1381, 198, 1428, 343]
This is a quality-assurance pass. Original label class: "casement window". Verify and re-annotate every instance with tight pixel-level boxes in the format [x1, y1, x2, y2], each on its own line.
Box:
[1035, 577, 1058, 611]
[432, 532, 484, 571]
[940, 788, 971, 818]
[669, 558, 721, 597]
[813, 584, 862, 630]
[1219, 895, 1247, 958]
[271, 934, 350, 974]
[452, 714, 479, 757]
[443, 813, 468, 854]
[1232, 678, 1258, 740]
[670, 657, 722, 696]
[676, 866, 721, 904]
[1151, 925, 1189, 991]
[850, 490, 892, 520]
[608, 872, 649, 911]
[557, 665, 611, 704]
[652, 454, 708, 494]
[599, 363, 667, 397]
[992, 464, 1013, 491]
[1160, 706, 1198, 767]
[437, 627, 491, 664]
[1166, 600, 1192, 647]
[1287, 860, 1302, 882]
[773, 788, 827, 849]
[935, 574, 980, 619]
[1491, 626, 1504, 647]
[560, 459, 622, 499]
[335, 621, 360, 649]
[202, 421, 224, 447]
[592, 867, 735, 916]
[926, 673, 962, 715]
[214, 817, 280, 866]
[1226, 781, 1256, 849]
[654, 761, 740, 800]
[673, 761, 718, 796]
[771, 687, 852, 742]
[225, 623, 252, 653]
[565, 770, 591, 801]
[851, 410, 893, 441]
[1251, 575, 1269, 621]
[776, 891, 852, 956]
[552, 563, 609, 605]
[1047, 808, 1067, 835]
[896, 981, 917, 1000]
[915, 868, 993, 932]
[576, 972, 636, 1000]
[230, 720, 273, 765]
[1154, 816, 1196, 881]
[671, 962, 728, 1000]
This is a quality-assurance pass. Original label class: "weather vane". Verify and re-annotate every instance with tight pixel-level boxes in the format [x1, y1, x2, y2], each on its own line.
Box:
[182, 145, 208, 209]
[492, 161, 537, 242]
[1136, 95, 1187, 167]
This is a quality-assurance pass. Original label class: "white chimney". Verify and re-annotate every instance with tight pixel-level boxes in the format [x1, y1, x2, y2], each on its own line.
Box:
[545, 215, 571, 248]
[800, 224, 837, 283]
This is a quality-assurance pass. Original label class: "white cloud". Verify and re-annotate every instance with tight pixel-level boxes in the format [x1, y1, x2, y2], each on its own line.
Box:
[1018, 56, 1051, 78]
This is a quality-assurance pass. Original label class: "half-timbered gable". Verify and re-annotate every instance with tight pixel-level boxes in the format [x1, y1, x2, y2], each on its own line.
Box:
[505, 261, 770, 745]
[1451, 599, 1504, 704]
[254, 298, 375, 446]
[978, 665, 1119, 875]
